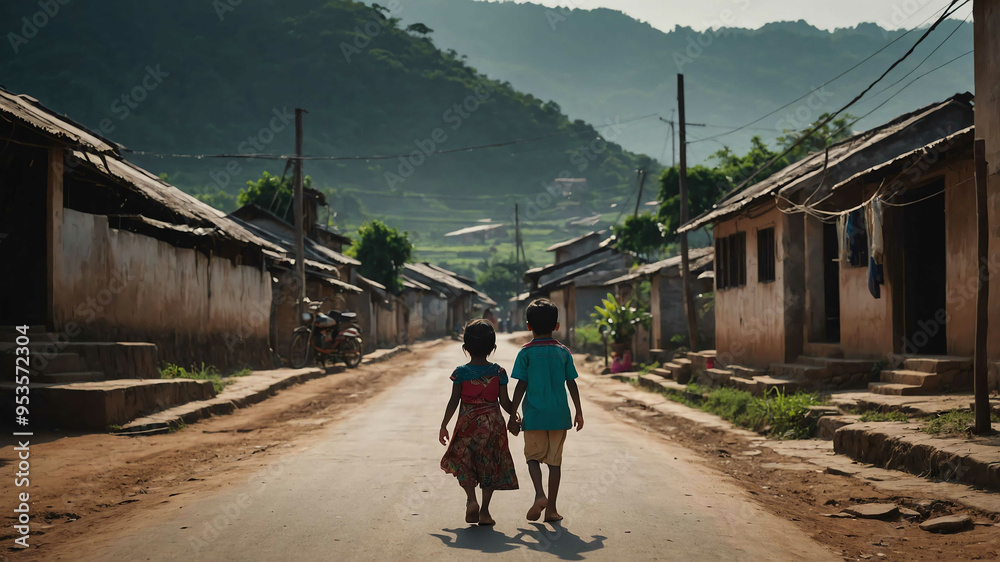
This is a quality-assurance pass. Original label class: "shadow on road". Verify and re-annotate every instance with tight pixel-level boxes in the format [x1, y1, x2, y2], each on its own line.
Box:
[432, 521, 606, 559]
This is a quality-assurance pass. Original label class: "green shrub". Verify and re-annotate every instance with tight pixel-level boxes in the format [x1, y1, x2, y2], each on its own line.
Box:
[574, 323, 605, 354]
[159, 362, 227, 393]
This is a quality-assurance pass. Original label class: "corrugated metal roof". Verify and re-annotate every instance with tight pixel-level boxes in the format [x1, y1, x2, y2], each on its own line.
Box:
[827, 126, 974, 196]
[603, 246, 714, 286]
[70, 150, 279, 252]
[0, 86, 120, 156]
[404, 263, 497, 306]
[678, 93, 974, 233]
[444, 223, 506, 236]
[545, 231, 599, 252]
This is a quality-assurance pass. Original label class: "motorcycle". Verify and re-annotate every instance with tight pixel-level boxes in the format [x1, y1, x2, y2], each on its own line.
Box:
[289, 299, 363, 369]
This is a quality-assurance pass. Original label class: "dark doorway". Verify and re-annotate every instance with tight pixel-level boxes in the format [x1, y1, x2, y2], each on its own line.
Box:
[902, 183, 947, 355]
[822, 221, 841, 343]
[0, 144, 48, 327]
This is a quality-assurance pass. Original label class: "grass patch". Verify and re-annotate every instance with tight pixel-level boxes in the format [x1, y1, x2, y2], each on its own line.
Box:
[922, 410, 999, 436]
[859, 410, 909, 422]
[159, 362, 253, 393]
[626, 375, 824, 439]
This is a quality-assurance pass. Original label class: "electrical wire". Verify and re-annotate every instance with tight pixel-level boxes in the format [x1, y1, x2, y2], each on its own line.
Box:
[120, 113, 661, 162]
[705, 0, 965, 209]
[688, 0, 960, 146]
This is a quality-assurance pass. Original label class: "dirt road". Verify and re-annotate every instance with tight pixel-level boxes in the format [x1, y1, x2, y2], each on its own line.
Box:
[44, 335, 835, 561]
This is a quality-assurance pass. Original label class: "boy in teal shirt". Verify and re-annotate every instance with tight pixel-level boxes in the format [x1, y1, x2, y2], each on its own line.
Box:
[509, 298, 584, 523]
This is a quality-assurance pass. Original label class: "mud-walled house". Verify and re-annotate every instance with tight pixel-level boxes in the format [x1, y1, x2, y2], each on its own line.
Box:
[227, 204, 365, 359]
[677, 94, 975, 393]
[404, 263, 496, 335]
[0, 86, 279, 378]
[520, 233, 633, 344]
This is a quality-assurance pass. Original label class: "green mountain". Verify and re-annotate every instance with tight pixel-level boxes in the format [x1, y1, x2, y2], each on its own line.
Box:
[0, 0, 651, 239]
[398, 1, 975, 165]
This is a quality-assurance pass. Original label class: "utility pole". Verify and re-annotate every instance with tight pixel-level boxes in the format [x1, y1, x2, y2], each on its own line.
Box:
[678, 74, 700, 351]
[294, 108, 307, 317]
[659, 115, 705, 171]
[973, 138, 991, 434]
[632, 168, 646, 217]
[514, 203, 523, 265]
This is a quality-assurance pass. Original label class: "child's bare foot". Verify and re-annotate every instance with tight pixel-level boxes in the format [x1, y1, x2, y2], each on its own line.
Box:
[465, 500, 480, 524]
[526, 496, 548, 521]
[478, 510, 496, 526]
[543, 508, 563, 522]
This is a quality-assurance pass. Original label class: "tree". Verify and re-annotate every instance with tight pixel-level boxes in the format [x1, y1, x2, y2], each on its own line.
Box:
[656, 136, 787, 244]
[612, 213, 666, 260]
[776, 113, 856, 163]
[476, 254, 529, 303]
[656, 165, 730, 244]
[238, 171, 313, 222]
[347, 220, 413, 294]
[405, 23, 433, 35]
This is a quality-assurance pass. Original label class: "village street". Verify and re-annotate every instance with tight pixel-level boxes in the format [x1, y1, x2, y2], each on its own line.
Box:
[62, 335, 835, 561]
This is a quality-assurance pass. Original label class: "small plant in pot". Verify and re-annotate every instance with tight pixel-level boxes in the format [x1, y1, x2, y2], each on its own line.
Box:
[591, 293, 652, 355]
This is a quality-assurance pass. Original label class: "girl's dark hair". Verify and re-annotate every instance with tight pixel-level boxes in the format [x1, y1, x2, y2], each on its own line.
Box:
[463, 318, 496, 356]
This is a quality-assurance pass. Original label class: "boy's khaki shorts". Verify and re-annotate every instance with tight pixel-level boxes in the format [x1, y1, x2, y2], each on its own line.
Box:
[523, 430, 567, 466]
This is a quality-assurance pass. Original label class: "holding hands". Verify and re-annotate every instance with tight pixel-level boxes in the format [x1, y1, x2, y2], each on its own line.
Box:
[507, 415, 521, 436]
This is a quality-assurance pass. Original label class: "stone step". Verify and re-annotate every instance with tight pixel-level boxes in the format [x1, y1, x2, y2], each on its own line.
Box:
[700, 367, 732, 387]
[903, 356, 972, 373]
[673, 357, 692, 366]
[880, 369, 941, 388]
[36, 371, 106, 383]
[638, 373, 666, 391]
[769, 363, 827, 380]
[797, 356, 878, 372]
[868, 382, 923, 396]
[652, 367, 673, 380]
[753, 375, 800, 394]
[729, 364, 767, 378]
[1, 352, 88, 376]
[817, 415, 861, 440]
[728, 375, 759, 394]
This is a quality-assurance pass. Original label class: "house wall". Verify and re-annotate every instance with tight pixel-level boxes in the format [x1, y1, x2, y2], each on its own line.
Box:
[405, 291, 424, 342]
[714, 205, 793, 368]
[422, 294, 449, 338]
[57, 209, 273, 370]
[976, 2, 1000, 372]
[944, 160, 979, 357]
[344, 291, 376, 353]
[376, 301, 398, 347]
[549, 288, 569, 342]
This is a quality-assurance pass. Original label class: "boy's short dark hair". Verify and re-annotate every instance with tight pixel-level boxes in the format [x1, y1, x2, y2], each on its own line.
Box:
[526, 298, 558, 335]
[463, 318, 496, 356]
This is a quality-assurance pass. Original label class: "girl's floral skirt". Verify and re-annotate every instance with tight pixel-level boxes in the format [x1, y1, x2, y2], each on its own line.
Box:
[441, 402, 519, 490]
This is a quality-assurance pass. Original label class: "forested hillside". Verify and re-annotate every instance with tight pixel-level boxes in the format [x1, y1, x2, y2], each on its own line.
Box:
[400, 1, 974, 164]
[0, 0, 651, 230]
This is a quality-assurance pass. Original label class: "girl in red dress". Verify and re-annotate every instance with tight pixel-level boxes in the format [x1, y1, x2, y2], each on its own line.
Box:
[439, 319, 520, 526]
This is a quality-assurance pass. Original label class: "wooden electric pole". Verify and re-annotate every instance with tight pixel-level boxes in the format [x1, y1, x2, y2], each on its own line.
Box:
[514, 203, 524, 265]
[294, 108, 307, 317]
[973, 138, 992, 434]
[678, 74, 700, 351]
[632, 168, 646, 217]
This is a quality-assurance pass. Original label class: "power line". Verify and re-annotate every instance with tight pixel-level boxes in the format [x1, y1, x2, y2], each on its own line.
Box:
[710, 0, 965, 204]
[688, 0, 958, 145]
[121, 113, 661, 162]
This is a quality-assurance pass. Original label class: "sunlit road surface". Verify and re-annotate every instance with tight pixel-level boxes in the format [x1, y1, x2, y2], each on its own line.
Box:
[87, 335, 835, 561]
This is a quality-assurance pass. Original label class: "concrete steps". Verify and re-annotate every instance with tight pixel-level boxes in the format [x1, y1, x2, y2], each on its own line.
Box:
[37, 371, 106, 383]
[652, 367, 673, 380]
[869, 355, 972, 395]
[769, 362, 827, 381]
[868, 382, 923, 396]
[729, 364, 766, 378]
[754, 375, 799, 395]
[0, 341, 158, 380]
[728, 376, 758, 394]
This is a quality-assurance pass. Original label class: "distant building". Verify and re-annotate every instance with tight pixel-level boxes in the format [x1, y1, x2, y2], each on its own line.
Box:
[444, 223, 508, 244]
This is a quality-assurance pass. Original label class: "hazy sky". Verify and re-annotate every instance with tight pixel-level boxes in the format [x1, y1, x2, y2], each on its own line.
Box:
[490, 0, 973, 32]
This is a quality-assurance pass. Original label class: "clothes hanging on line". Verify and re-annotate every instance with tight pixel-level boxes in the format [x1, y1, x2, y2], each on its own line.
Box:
[844, 209, 868, 267]
[866, 196, 885, 299]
